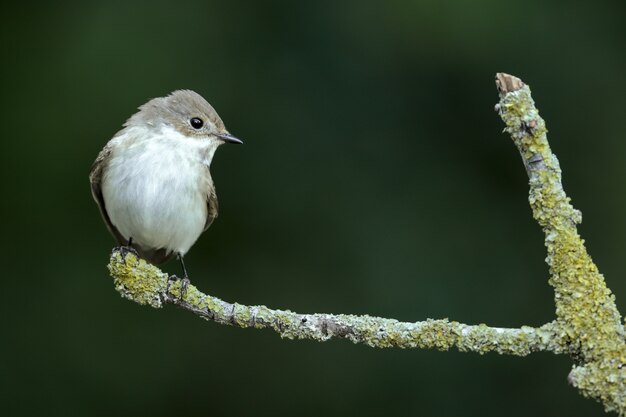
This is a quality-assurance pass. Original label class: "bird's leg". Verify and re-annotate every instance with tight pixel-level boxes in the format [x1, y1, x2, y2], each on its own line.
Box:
[178, 254, 190, 301]
[178, 254, 189, 280]
[118, 237, 138, 260]
[168, 253, 190, 302]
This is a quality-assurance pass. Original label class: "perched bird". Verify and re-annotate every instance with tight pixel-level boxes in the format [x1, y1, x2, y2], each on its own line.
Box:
[90, 90, 242, 278]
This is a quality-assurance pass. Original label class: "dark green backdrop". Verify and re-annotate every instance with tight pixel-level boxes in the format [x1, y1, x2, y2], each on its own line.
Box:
[2, 1, 626, 416]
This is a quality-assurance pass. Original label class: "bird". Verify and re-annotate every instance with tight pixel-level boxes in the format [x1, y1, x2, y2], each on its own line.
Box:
[90, 90, 242, 280]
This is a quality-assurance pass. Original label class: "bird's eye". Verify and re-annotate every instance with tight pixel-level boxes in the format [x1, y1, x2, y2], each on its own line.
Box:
[190, 117, 204, 129]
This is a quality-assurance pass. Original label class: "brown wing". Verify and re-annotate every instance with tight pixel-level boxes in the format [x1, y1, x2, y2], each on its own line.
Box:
[204, 185, 219, 231]
[89, 145, 127, 246]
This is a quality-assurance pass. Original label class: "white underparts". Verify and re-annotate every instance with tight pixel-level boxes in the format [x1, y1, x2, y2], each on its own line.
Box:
[102, 126, 219, 255]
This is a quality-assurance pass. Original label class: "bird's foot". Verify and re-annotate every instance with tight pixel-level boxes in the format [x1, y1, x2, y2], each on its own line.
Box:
[117, 244, 139, 261]
[167, 275, 190, 303]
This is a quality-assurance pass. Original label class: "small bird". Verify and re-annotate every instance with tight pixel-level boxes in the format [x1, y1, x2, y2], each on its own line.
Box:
[90, 90, 242, 279]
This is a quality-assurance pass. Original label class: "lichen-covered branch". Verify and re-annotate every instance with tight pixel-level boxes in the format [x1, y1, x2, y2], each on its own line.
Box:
[495, 73, 626, 414]
[105, 73, 626, 415]
[109, 250, 563, 355]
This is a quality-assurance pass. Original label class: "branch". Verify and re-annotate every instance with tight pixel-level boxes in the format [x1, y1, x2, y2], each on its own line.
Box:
[495, 73, 626, 414]
[106, 73, 626, 414]
[109, 250, 562, 355]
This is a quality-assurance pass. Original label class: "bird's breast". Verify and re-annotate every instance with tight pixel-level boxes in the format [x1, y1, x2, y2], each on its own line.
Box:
[102, 127, 216, 255]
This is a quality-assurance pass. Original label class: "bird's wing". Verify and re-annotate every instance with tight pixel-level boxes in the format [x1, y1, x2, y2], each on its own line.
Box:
[204, 185, 219, 231]
[89, 144, 127, 246]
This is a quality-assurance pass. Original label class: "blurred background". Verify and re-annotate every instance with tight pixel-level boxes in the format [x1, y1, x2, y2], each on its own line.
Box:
[2, 1, 626, 416]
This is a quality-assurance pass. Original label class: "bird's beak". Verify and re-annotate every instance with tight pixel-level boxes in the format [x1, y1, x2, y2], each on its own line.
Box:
[216, 132, 243, 145]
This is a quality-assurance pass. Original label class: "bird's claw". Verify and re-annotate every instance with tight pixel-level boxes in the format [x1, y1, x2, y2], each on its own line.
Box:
[117, 244, 139, 261]
[167, 275, 190, 303]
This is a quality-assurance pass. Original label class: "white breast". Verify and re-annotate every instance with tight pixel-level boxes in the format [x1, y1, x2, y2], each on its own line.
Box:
[101, 126, 218, 256]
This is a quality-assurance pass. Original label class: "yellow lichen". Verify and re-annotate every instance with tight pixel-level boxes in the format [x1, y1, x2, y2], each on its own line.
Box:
[108, 251, 167, 308]
[498, 84, 626, 413]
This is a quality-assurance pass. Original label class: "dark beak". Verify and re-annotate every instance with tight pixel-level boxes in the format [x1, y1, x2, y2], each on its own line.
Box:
[217, 132, 243, 145]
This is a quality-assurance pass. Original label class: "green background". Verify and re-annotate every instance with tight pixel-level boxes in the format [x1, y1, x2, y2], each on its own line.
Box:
[2, 1, 626, 416]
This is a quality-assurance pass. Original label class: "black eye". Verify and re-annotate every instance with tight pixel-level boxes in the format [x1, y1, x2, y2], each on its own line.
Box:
[190, 117, 204, 129]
